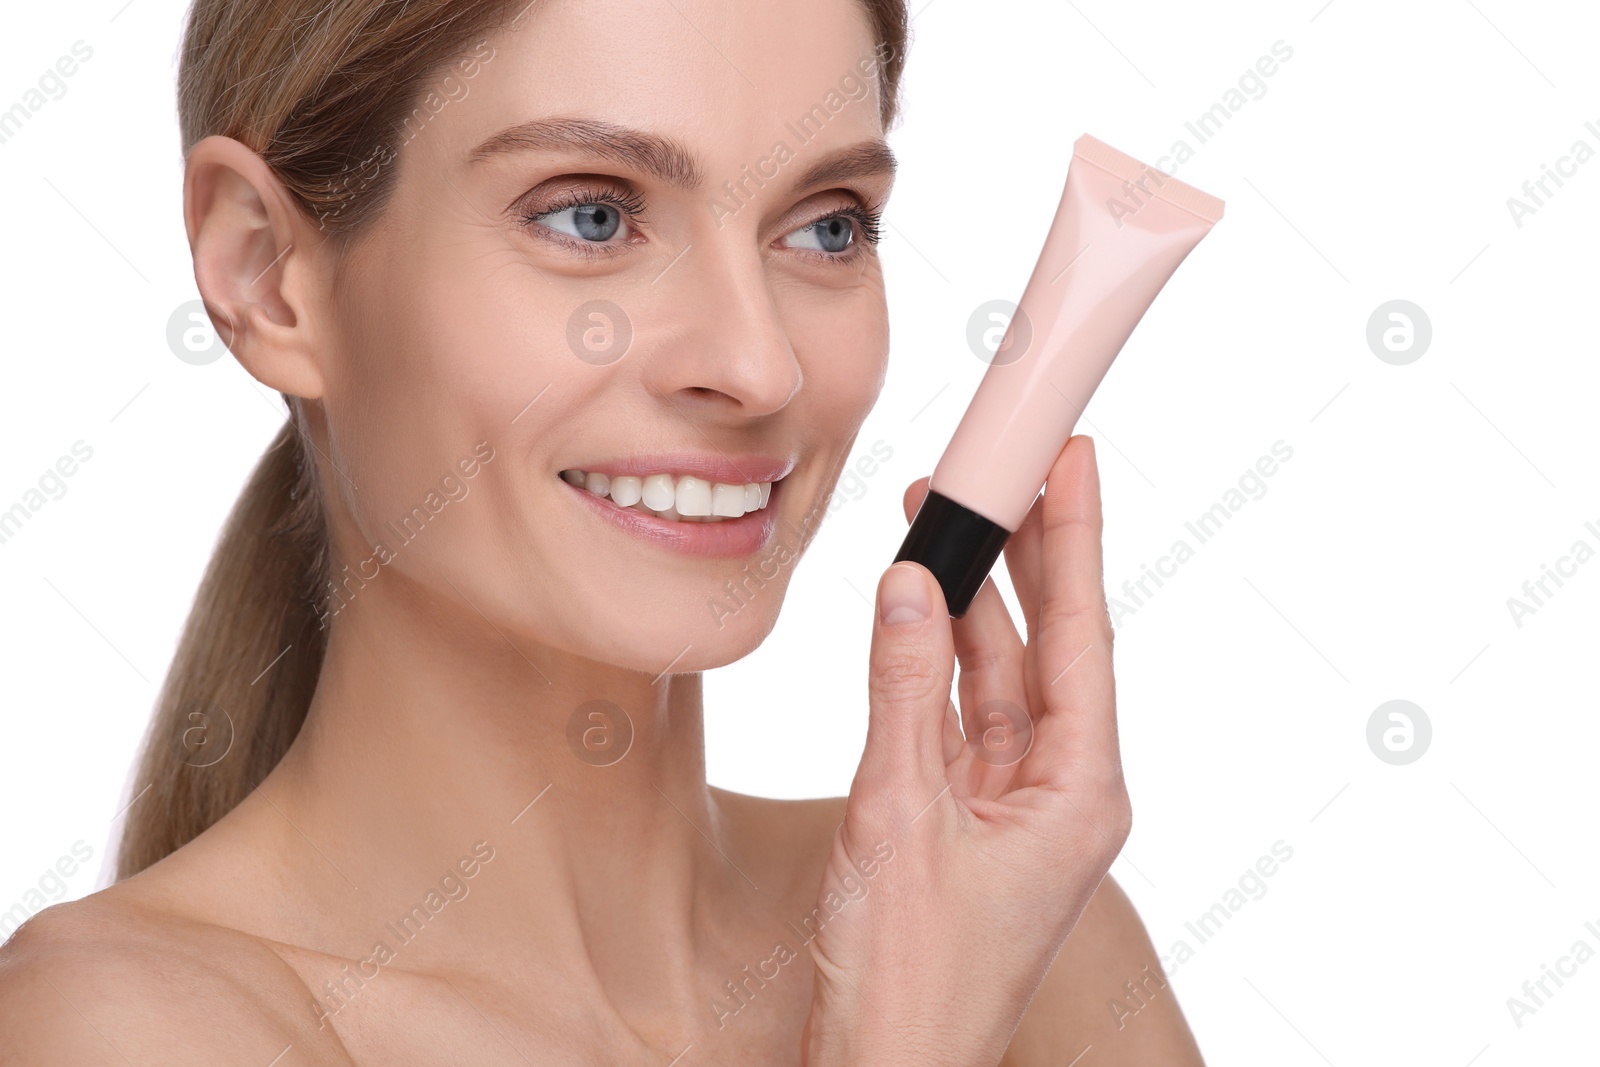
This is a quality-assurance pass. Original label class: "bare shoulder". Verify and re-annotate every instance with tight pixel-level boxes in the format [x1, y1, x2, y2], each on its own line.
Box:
[1002, 873, 1206, 1066]
[0, 887, 355, 1066]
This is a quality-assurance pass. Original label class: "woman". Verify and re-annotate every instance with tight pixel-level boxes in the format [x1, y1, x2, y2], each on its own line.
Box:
[0, 0, 1205, 1062]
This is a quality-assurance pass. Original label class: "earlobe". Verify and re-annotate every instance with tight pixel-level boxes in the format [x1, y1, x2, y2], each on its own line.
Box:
[183, 134, 329, 400]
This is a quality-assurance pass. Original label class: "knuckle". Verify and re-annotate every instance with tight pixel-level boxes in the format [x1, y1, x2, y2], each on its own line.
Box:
[959, 640, 1019, 681]
[842, 774, 902, 828]
[1049, 508, 1102, 540]
[1039, 597, 1115, 646]
[1105, 789, 1133, 846]
[870, 643, 940, 703]
[847, 768, 946, 836]
[958, 642, 1004, 675]
[1044, 779, 1132, 861]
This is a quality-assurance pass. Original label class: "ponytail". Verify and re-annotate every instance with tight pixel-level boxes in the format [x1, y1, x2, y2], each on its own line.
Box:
[115, 413, 329, 879]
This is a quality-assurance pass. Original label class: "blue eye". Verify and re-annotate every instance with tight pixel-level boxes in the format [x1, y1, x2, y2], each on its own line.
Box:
[518, 185, 647, 251]
[781, 206, 882, 259]
[536, 202, 628, 242]
[794, 216, 855, 253]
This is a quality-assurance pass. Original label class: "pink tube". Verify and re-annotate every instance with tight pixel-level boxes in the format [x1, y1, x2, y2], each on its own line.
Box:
[895, 133, 1224, 617]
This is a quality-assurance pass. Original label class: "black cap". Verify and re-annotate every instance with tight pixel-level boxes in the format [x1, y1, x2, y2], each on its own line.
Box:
[893, 488, 1012, 618]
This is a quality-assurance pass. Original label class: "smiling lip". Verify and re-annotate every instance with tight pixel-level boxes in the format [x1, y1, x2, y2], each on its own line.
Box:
[560, 453, 796, 485]
[563, 473, 784, 559]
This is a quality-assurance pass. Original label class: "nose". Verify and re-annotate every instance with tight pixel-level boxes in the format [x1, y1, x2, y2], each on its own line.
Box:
[640, 239, 802, 420]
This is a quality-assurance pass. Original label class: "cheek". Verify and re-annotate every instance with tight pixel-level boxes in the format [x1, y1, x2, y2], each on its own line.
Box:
[783, 287, 889, 418]
[334, 247, 564, 452]
[322, 269, 543, 559]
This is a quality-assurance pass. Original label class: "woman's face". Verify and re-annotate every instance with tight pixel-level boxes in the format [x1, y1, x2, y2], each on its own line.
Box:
[314, 0, 894, 672]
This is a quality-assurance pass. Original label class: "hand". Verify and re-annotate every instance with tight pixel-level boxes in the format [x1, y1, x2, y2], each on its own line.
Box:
[801, 435, 1131, 1067]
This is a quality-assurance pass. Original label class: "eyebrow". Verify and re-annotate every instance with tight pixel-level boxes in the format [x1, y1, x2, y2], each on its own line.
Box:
[467, 117, 896, 194]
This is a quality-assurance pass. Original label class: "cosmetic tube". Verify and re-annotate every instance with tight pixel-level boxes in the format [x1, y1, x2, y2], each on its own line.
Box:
[894, 134, 1224, 618]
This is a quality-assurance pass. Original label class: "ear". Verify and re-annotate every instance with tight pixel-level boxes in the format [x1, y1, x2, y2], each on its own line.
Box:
[183, 134, 331, 400]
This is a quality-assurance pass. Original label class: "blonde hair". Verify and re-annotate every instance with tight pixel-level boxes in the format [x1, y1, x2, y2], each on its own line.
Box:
[117, 0, 911, 880]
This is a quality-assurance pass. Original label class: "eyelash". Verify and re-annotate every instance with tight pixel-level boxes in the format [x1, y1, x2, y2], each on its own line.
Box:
[814, 205, 884, 254]
[516, 185, 883, 264]
[517, 186, 648, 260]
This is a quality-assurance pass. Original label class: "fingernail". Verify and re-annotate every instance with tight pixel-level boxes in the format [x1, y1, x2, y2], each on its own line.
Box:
[879, 562, 930, 625]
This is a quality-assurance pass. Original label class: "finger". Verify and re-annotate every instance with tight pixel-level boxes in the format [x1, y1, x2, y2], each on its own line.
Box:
[1027, 436, 1121, 785]
[949, 575, 1033, 795]
[900, 475, 932, 525]
[856, 560, 956, 804]
[902, 479, 1027, 754]
[903, 477, 1034, 794]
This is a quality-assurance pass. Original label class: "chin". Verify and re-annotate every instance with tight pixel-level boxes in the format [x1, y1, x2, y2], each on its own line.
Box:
[590, 590, 788, 675]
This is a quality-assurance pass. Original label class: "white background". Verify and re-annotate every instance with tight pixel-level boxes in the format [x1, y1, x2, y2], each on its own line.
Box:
[3, 0, 1598, 1062]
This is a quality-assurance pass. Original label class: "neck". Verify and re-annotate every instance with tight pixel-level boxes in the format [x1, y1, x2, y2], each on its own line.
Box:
[261, 573, 751, 1001]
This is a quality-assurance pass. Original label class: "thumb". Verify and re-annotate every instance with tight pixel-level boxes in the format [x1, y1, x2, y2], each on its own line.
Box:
[856, 561, 955, 803]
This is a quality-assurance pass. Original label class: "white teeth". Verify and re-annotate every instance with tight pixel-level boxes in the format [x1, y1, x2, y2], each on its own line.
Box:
[675, 476, 713, 517]
[609, 475, 642, 508]
[561, 468, 776, 523]
[713, 483, 747, 518]
[641, 473, 675, 512]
